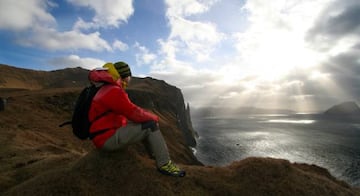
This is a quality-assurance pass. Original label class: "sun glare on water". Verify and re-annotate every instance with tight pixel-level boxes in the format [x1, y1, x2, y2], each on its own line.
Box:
[266, 119, 315, 124]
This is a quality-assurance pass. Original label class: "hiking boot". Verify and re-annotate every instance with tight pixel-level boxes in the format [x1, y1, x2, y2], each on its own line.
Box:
[158, 160, 186, 177]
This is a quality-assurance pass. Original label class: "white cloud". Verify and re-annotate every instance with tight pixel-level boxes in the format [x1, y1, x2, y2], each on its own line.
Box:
[165, 0, 215, 17]
[68, 0, 134, 29]
[0, 0, 56, 31]
[309, 71, 331, 81]
[158, 39, 179, 60]
[48, 55, 105, 70]
[0, 0, 115, 52]
[113, 39, 129, 51]
[17, 26, 112, 51]
[219, 91, 239, 100]
[150, 62, 225, 106]
[169, 17, 224, 61]
[162, 0, 224, 62]
[73, 17, 96, 31]
[134, 42, 157, 65]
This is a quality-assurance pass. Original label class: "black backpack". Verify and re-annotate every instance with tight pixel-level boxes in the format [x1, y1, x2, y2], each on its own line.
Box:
[60, 84, 104, 140]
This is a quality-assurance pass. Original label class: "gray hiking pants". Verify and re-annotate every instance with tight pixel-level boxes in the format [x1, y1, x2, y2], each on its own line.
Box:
[102, 122, 170, 168]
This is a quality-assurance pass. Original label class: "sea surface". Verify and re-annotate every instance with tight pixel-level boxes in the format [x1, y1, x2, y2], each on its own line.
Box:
[192, 113, 360, 187]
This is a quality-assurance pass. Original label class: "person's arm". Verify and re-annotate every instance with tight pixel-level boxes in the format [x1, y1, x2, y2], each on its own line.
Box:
[104, 86, 159, 123]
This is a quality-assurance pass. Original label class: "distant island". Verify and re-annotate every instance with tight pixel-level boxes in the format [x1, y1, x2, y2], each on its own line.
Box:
[324, 101, 360, 116]
[320, 101, 360, 122]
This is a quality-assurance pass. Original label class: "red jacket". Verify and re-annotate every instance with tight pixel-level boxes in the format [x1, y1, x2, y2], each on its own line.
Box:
[88, 69, 159, 148]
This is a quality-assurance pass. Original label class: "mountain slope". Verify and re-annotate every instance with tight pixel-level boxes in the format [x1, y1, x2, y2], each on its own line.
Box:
[0, 65, 200, 193]
[0, 64, 89, 90]
[0, 64, 359, 195]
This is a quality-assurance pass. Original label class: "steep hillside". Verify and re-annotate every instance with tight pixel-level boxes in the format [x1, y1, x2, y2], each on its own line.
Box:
[0, 64, 89, 90]
[0, 65, 359, 195]
[0, 86, 200, 193]
[0, 64, 198, 147]
[0, 65, 200, 194]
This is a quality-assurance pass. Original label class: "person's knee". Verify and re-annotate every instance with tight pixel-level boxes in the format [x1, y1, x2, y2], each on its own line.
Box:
[141, 120, 159, 132]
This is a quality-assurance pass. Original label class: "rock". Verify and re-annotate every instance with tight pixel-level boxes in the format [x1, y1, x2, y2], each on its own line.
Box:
[0, 97, 6, 111]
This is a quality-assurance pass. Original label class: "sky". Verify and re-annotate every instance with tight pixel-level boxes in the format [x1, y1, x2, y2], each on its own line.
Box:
[1, 0, 360, 112]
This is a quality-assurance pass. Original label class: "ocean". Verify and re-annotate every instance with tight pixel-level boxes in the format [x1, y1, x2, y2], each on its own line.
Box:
[192, 113, 360, 187]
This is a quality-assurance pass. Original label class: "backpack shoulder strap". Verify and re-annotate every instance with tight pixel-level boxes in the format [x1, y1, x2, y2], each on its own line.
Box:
[59, 121, 72, 127]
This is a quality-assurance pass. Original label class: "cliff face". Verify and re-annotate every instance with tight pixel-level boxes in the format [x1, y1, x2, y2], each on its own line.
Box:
[128, 77, 197, 147]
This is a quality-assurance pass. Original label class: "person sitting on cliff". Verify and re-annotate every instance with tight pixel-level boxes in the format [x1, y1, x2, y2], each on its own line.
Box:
[88, 61, 185, 177]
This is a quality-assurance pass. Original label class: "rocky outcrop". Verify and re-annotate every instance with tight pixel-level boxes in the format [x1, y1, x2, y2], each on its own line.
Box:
[0, 97, 5, 111]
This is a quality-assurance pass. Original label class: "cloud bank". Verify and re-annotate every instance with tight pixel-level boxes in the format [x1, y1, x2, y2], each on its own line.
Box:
[149, 0, 360, 112]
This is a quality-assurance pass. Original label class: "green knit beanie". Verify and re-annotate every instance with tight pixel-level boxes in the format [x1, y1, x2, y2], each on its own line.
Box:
[114, 61, 132, 79]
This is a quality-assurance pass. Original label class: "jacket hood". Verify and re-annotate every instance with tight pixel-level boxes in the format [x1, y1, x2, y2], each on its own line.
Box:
[88, 68, 121, 85]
